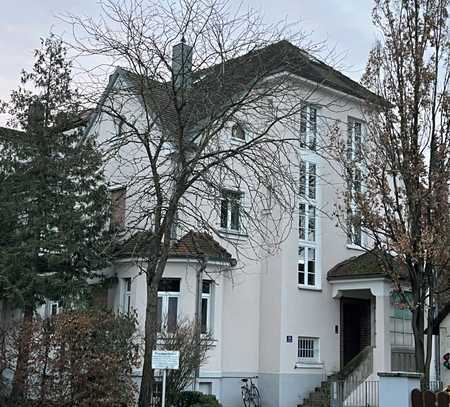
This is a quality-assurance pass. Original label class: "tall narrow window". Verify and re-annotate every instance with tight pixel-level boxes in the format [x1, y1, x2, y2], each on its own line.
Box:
[298, 160, 320, 289]
[298, 247, 316, 286]
[111, 186, 126, 230]
[346, 118, 365, 246]
[220, 190, 242, 232]
[308, 164, 316, 200]
[309, 108, 317, 150]
[121, 278, 132, 315]
[299, 161, 317, 200]
[390, 292, 413, 348]
[300, 105, 318, 151]
[201, 281, 212, 334]
[157, 278, 180, 333]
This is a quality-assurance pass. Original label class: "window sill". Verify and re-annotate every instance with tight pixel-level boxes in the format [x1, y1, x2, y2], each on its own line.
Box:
[230, 138, 246, 146]
[218, 229, 248, 239]
[297, 284, 322, 292]
[295, 361, 324, 369]
[346, 243, 365, 251]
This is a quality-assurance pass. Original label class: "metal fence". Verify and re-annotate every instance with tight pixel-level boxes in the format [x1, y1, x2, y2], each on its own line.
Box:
[429, 381, 444, 392]
[330, 380, 379, 407]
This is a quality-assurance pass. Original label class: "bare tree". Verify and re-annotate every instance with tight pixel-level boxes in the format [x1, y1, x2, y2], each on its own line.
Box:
[331, 0, 450, 386]
[156, 318, 215, 405]
[64, 0, 344, 404]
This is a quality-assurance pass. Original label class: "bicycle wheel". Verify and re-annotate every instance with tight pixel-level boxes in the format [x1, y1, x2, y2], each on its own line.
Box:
[250, 384, 261, 407]
[241, 386, 251, 407]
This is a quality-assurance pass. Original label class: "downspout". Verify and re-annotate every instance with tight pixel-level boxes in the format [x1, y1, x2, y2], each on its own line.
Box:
[434, 302, 441, 384]
[194, 255, 207, 390]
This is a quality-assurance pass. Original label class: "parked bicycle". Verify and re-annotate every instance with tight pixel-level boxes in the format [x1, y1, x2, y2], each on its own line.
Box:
[241, 376, 261, 407]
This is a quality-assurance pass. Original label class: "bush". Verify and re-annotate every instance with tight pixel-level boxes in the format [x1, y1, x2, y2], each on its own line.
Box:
[1, 309, 140, 406]
[175, 391, 221, 407]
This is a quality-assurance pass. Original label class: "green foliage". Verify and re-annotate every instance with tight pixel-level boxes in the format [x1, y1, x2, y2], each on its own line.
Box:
[0, 35, 111, 311]
[175, 391, 221, 407]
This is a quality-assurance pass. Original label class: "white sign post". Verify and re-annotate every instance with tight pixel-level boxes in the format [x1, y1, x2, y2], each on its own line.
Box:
[152, 351, 180, 407]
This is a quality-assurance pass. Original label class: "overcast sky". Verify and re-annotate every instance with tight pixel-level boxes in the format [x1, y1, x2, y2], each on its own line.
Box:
[0, 0, 377, 119]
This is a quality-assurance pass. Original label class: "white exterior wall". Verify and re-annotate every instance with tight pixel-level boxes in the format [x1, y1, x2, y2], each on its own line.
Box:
[439, 314, 450, 386]
[92, 74, 395, 407]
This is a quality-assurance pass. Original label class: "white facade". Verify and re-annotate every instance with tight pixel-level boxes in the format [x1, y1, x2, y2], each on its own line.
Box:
[90, 49, 404, 407]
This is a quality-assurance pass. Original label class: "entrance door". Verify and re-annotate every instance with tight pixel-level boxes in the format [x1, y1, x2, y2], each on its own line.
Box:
[341, 298, 371, 367]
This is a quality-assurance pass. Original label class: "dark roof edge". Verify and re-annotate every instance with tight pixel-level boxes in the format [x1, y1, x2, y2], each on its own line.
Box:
[114, 252, 235, 265]
[327, 273, 391, 282]
[84, 67, 122, 136]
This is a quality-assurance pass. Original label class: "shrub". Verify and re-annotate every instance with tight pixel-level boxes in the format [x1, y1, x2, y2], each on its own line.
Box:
[1, 309, 140, 406]
[175, 391, 221, 407]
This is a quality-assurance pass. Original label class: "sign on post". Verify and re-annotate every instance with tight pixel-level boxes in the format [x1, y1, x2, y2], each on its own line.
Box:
[152, 351, 180, 407]
[152, 350, 180, 370]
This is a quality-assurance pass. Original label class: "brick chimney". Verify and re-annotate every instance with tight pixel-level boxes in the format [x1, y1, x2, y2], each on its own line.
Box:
[172, 37, 193, 89]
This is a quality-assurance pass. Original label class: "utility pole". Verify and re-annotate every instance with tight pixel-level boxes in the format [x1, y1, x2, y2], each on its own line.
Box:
[193, 255, 207, 390]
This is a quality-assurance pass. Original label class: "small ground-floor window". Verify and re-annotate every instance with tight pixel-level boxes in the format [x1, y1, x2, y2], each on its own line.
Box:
[198, 382, 212, 395]
[298, 336, 320, 363]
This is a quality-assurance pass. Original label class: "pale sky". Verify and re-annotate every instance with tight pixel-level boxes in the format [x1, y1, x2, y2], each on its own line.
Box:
[0, 0, 376, 118]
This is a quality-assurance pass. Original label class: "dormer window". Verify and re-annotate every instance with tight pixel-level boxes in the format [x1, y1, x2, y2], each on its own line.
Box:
[231, 123, 245, 141]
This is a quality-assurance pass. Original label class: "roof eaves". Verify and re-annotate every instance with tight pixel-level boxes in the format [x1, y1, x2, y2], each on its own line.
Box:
[327, 273, 390, 281]
[84, 67, 122, 136]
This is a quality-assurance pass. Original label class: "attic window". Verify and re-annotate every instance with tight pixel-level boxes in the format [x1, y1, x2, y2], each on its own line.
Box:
[231, 123, 245, 141]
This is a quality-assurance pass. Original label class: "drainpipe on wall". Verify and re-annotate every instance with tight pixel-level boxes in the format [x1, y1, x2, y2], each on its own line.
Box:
[434, 302, 441, 384]
[193, 255, 207, 391]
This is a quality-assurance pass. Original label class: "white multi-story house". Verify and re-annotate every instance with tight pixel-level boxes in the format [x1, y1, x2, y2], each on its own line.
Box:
[86, 40, 421, 407]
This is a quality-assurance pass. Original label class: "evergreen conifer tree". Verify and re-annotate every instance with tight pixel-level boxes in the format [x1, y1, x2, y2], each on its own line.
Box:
[0, 36, 111, 403]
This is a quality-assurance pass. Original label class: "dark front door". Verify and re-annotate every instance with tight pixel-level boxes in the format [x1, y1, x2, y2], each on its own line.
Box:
[341, 298, 371, 367]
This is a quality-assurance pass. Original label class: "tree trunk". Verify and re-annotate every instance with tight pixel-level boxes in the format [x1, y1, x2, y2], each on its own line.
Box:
[138, 274, 160, 407]
[39, 320, 52, 404]
[412, 305, 428, 389]
[10, 305, 34, 404]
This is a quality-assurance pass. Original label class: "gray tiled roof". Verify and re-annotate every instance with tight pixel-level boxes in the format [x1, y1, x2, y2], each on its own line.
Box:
[327, 250, 404, 281]
[109, 40, 380, 136]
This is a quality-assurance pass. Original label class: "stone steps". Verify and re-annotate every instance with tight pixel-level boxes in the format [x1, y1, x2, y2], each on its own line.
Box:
[299, 380, 331, 407]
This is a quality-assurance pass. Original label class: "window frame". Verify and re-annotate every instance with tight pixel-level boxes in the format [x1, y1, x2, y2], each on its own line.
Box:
[298, 246, 317, 288]
[300, 105, 318, 151]
[45, 300, 61, 318]
[201, 281, 212, 334]
[110, 185, 127, 231]
[297, 336, 320, 363]
[298, 159, 320, 290]
[231, 122, 246, 142]
[157, 278, 181, 333]
[121, 277, 132, 315]
[390, 291, 414, 348]
[220, 189, 244, 233]
[346, 117, 365, 247]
